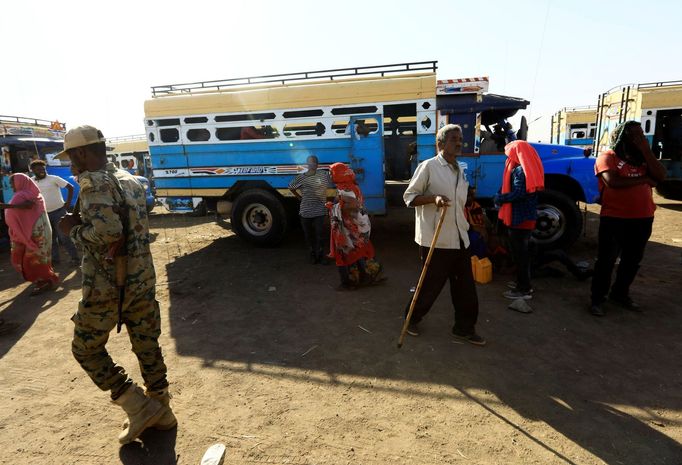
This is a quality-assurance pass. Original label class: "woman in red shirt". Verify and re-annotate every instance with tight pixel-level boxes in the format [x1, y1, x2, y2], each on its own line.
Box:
[590, 121, 666, 316]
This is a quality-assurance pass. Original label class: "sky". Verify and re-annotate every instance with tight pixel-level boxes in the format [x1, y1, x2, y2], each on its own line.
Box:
[2, 0, 681, 143]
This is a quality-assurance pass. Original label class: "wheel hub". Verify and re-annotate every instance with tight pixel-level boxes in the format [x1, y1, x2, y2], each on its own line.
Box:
[533, 204, 565, 244]
[242, 203, 272, 236]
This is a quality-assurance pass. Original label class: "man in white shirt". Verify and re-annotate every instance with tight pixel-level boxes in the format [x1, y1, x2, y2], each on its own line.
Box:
[403, 124, 485, 346]
[30, 160, 79, 266]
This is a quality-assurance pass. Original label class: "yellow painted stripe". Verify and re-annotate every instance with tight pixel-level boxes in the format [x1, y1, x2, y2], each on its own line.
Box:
[108, 140, 149, 154]
[145, 74, 437, 118]
[640, 87, 682, 109]
[564, 109, 596, 124]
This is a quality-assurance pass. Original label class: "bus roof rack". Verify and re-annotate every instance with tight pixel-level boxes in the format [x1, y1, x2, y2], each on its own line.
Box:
[107, 134, 147, 143]
[151, 61, 438, 97]
[0, 115, 62, 128]
[637, 79, 682, 90]
[558, 105, 597, 112]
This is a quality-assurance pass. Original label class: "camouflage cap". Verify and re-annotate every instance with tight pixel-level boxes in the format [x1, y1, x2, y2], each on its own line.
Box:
[55, 125, 106, 160]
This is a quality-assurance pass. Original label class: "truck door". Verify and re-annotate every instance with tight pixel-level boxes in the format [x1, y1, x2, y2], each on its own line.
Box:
[349, 115, 385, 214]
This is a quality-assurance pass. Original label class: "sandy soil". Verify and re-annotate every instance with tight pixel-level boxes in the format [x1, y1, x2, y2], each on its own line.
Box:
[0, 195, 681, 465]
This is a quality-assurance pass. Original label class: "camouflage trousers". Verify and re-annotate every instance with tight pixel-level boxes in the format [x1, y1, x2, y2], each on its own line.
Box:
[71, 287, 169, 399]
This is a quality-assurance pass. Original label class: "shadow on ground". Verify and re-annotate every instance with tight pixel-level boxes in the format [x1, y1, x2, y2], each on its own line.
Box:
[0, 262, 80, 359]
[119, 428, 178, 465]
[160, 208, 682, 465]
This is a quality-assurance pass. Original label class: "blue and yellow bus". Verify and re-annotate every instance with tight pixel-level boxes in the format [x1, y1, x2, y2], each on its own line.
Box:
[0, 116, 78, 249]
[106, 135, 153, 178]
[550, 106, 597, 149]
[594, 80, 682, 199]
[144, 61, 598, 248]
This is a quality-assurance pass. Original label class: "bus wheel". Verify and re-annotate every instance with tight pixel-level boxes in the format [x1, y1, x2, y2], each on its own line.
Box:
[534, 190, 582, 250]
[231, 189, 287, 245]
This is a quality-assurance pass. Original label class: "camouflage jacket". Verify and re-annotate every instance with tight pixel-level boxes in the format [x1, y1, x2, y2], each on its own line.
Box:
[70, 162, 156, 303]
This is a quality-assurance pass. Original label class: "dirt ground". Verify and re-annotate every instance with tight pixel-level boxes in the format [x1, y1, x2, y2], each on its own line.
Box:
[1, 195, 681, 465]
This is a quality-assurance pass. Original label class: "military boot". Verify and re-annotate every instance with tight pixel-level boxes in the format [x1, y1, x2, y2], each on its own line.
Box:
[122, 387, 178, 430]
[146, 387, 178, 430]
[113, 383, 164, 444]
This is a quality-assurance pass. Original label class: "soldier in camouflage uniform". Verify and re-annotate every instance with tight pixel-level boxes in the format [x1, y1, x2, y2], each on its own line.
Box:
[56, 126, 176, 444]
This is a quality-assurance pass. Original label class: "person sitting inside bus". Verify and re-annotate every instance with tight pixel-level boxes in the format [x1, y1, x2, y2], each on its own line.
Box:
[479, 129, 499, 153]
[240, 126, 267, 140]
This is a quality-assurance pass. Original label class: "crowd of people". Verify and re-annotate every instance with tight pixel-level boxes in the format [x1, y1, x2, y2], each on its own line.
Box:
[0, 118, 666, 443]
[288, 121, 665, 344]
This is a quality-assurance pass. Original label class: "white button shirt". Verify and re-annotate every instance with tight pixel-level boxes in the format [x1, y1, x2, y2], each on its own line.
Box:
[34, 174, 69, 213]
[403, 153, 470, 250]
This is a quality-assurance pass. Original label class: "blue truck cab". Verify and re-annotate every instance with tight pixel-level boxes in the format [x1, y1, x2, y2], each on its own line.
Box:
[437, 90, 599, 248]
[144, 62, 598, 249]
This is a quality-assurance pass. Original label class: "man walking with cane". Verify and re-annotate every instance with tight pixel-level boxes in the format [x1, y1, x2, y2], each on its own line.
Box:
[401, 124, 485, 346]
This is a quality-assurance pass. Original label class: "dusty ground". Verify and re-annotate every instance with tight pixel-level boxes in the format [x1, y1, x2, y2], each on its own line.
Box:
[1, 195, 681, 465]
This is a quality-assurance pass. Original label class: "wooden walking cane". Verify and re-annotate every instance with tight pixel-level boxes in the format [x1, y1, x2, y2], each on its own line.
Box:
[398, 204, 449, 348]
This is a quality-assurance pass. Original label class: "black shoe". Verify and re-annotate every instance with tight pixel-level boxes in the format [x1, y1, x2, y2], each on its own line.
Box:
[309, 252, 318, 264]
[609, 294, 642, 312]
[589, 303, 605, 317]
[452, 329, 486, 346]
[406, 323, 419, 337]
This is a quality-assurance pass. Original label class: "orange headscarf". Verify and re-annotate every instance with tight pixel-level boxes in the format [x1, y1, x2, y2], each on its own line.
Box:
[499, 141, 544, 226]
[329, 162, 363, 204]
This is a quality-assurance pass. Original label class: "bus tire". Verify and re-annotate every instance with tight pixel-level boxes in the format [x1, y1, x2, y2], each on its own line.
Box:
[534, 189, 582, 250]
[231, 189, 287, 245]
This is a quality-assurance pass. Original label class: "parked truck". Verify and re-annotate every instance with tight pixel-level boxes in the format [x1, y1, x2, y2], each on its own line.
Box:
[143, 61, 598, 248]
[550, 106, 597, 149]
[594, 80, 682, 200]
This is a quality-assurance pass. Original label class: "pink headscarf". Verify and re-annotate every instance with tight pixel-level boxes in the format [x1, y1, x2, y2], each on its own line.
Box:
[5, 173, 47, 250]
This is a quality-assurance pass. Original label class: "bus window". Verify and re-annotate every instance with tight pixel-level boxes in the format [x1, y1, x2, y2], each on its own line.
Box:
[187, 128, 211, 141]
[283, 122, 326, 137]
[160, 128, 180, 143]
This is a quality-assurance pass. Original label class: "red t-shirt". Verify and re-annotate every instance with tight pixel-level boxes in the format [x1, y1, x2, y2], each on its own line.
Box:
[595, 150, 655, 218]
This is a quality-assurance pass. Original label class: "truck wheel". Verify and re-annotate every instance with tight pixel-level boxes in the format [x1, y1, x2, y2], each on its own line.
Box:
[534, 190, 582, 250]
[231, 189, 287, 245]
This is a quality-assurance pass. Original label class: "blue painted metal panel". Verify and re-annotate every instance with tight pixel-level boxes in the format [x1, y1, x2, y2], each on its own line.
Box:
[462, 153, 503, 198]
[349, 115, 385, 214]
[566, 138, 593, 146]
[416, 133, 436, 162]
[150, 139, 353, 169]
[460, 143, 599, 202]
[150, 133, 391, 212]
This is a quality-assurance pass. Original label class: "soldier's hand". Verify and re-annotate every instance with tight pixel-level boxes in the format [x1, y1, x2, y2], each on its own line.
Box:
[59, 213, 82, 236]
